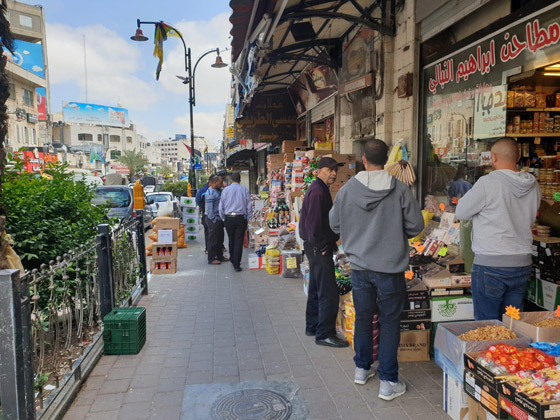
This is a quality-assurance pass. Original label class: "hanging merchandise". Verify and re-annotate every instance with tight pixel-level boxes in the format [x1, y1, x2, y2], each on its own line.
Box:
[385, 143, 416, 186]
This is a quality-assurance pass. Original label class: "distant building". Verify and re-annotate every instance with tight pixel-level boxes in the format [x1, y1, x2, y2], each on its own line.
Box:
[4, 0, 50, 150]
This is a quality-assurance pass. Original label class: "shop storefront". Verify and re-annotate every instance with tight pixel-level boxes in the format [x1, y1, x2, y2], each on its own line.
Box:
[420, 2, 560, 203]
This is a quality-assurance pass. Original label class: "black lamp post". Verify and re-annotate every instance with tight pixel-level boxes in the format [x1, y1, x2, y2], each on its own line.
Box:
[131, 19, 227, 196]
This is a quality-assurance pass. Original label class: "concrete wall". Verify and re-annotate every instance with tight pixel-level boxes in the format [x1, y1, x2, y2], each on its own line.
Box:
[338, 0, 418, 162]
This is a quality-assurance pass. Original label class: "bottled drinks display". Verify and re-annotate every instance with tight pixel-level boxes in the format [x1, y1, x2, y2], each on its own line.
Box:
[267, 198, 290, 229]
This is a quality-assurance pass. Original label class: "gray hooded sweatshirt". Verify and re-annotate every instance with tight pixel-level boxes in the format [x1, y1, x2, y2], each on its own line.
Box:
[455, 169, 540, 267]
[329, 171, 424, 273]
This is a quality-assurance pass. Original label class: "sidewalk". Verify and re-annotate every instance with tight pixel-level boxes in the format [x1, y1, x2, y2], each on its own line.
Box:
[63, 239, 449, 420]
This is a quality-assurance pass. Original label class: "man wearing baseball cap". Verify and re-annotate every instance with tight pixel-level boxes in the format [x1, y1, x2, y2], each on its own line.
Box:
[299, 157, 349, 348]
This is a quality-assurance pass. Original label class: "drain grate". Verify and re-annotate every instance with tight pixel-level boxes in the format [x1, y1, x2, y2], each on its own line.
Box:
[210, 389, 292, 420]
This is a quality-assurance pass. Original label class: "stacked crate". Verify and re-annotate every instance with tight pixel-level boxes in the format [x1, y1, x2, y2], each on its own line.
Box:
[180, 197, 199, 241]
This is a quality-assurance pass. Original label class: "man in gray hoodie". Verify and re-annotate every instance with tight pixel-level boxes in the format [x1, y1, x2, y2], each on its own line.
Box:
[329, 139, 424, 401]
[456, 137, 540, 321]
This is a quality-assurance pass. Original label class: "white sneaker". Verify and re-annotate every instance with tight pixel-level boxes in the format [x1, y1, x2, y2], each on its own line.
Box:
[378, 379, 406, 401]
[354, 367, 376, 385]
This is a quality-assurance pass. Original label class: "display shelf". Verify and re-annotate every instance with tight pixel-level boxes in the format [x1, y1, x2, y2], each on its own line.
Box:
[510, 133, 560, 137]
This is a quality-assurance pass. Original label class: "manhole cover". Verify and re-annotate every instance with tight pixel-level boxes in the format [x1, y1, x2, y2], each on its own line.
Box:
[210, 389, 292, 420]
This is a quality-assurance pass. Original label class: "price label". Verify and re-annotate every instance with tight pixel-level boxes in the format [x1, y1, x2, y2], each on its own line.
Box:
[286, 257, 298, 269]
[405, 270, 414, 280]
[438, 247, 448, 257]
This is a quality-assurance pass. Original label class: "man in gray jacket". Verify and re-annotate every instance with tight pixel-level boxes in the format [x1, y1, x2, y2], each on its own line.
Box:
[456, 137, 540, 321]
[329, 139, 423, 401]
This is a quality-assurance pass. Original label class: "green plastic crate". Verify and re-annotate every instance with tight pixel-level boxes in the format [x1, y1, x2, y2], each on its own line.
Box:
[103, 307, 146, 355]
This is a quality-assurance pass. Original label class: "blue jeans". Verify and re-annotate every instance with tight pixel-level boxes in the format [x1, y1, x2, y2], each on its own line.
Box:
[351, 270, 405, 382]
[471, 264, 531, 321]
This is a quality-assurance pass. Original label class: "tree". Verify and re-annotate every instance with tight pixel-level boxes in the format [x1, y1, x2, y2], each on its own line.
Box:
[117, 149, 149, 180]
[157, 164, 175, 179]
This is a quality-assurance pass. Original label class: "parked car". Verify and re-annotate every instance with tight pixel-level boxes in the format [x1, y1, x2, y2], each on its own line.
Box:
[146, 192, 179, 218]
[92, 186, 154, 229]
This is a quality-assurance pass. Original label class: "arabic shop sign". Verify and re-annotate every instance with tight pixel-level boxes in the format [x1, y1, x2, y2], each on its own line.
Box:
[425, 3, 560, 96]
[235, 93, 297, 143]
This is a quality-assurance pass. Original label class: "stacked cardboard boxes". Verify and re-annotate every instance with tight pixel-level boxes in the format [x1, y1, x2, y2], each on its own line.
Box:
[267, 154, 285, 171]
[180, 198, 199, 241]
[326, 154, 357, 201]
[151, 217, 180, 274]
[282, 140, 307, 154]
[398, 279, 431, 362]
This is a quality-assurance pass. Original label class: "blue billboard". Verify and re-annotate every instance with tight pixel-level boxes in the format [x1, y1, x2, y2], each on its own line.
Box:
[3, 40, 45, 78]
[63, 102, 129, 127]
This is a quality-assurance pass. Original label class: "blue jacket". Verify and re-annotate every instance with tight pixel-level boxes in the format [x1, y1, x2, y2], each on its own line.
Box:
[195, 183, 209, 211]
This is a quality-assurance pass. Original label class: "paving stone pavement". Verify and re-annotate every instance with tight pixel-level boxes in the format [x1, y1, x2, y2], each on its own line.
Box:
[63, 238, 451, 420]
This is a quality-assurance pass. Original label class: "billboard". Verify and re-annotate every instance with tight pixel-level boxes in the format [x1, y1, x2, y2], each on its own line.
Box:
[63, 102, 129, 128]
[3, 39, 45, 78]
[36, 88, 47, 121]
[21, 150, 58, 173]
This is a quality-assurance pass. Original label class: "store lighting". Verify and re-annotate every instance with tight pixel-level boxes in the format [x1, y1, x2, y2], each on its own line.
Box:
[544, 63, 560, 71]
[543, 72, 560, 76]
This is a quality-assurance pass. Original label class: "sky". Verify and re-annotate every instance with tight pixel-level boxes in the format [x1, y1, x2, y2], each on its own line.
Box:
[36, 0, 233, 150]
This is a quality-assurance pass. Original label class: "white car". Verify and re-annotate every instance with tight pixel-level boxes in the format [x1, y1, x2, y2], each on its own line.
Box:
[146, 192, 179, 217]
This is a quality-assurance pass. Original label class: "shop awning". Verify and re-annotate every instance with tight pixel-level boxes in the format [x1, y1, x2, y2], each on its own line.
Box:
[226, 148, 256, 167]
[229, 0, 397, 113]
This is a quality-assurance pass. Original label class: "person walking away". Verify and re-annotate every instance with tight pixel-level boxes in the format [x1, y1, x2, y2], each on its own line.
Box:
[219, 172, 252, 272]
[196, 181, 210, 254]
[299, 157, 348, 348]
[205, 175, 227, 265]
[329, 139, 424, 400]
[456, 137, 540, 321]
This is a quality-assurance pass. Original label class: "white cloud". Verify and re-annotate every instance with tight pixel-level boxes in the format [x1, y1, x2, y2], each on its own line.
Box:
[46, 23, 162, 110]
[157, 13, 232, 107]
[174, 111, 225, 148]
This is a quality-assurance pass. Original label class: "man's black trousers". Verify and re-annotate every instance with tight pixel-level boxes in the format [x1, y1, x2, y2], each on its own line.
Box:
[303, 241, 338, 340]
[205, 216, 224, 262]
[224, 215, 247, 269]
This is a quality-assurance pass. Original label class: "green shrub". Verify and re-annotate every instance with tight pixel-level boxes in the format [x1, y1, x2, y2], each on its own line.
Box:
[0, 155, 109, 271]
[162, 180, 189, 198]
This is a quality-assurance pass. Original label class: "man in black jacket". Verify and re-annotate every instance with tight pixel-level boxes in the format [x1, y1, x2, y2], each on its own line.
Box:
[299, 157, 348, 348]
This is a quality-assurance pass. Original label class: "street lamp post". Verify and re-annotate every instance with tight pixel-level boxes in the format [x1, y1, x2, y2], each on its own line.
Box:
[131, 19, 227, 197]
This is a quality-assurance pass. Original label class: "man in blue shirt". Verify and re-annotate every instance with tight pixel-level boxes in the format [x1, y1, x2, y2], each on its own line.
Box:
[219, 172, 252, 272]
[196, 181, 209, 253]
[205, 175, 227, 265]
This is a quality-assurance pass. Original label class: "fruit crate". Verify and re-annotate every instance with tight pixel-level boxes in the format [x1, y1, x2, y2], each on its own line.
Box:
[103, 307, 146, 355]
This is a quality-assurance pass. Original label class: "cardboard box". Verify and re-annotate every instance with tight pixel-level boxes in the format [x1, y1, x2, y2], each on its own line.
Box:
[180, 197, 197, 208]
[435, 321, 531, 383]
[451, 274, 472, 287]
[444, 372, 469, 420]
[400, 320, 432, 331]
[467, 396, 497, 420]
[185, 233, 199, 241]
[401, 308, 431, 321]
[421, 264, 452, 288]
[181, 207, 199, 217]
[502, 311, 560, 342]
[325, 154, 357, 173]
[283, 152, 295, 163]
[406, 279, 430, 309]
[525, 278, 560, 310]
[282, 140, 306, 154]
[464, 371, 504, 419]
[155, 217, 180, 231]
[157, 229, 177, 243]
[431, 295, 474, 323]
[182, 216, 198, 225]
[150, 259, 177, 274]
[334, 172, 354, 183]
[448, 256, 466, 273]
[501, 380, 560, 420]
[305, 149, 333, 158]
[248, 254, 264, 270]
[398, 330, 430, 362]
[151, 242, 177, 260]
[498, 395, 536, 420]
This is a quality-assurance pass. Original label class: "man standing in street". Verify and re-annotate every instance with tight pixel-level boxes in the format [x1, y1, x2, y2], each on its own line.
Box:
[329, 139, 423, 400]
[299, 157, 348, 348]
[456, 137, 540, 320]
[219, 172, 252, 272]
[205, 175, 228, 265]
[196, 180, 210, 254]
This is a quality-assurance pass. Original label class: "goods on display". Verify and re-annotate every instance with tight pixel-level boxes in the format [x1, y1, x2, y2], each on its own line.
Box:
[534, 318, 560, 328]
[458, 326, 518, 341]
[476, 344, 555, 374]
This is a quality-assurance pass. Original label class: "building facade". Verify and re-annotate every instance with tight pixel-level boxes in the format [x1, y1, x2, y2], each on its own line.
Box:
[4, 0, 50, 150]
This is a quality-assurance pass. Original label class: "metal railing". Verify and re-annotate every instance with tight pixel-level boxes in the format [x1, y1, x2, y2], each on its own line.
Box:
[0, 212, 148, 420]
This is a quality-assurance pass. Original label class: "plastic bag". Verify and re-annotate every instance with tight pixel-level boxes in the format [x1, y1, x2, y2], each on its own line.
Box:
[157, 201, 174, 217]
[281, 250, 302, 278]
